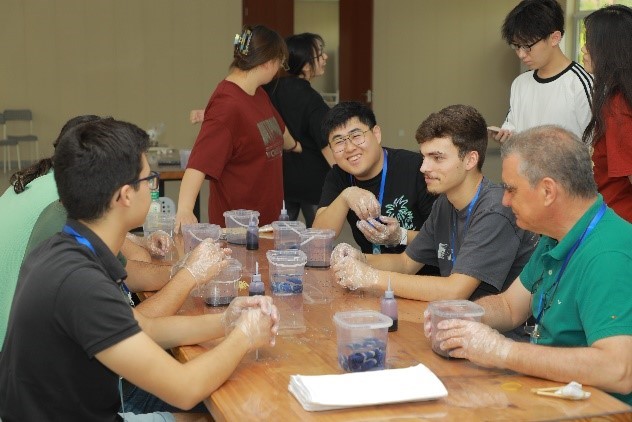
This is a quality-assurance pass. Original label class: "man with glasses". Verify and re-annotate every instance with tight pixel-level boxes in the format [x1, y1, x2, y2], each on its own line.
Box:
[0, 118, 279, 420]
[494, 0, 592, 143]
[331, 105, 537, 312]
[428, 125, 632, 406]
[313, 101, 437, 259]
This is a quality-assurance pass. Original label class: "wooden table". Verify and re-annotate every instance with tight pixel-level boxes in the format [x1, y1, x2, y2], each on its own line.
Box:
[155, 165, 200, 220]
[168, 238, 632, 421]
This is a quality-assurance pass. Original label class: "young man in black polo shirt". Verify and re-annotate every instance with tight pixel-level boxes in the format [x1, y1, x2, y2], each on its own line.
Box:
[0, 118, 279, 421]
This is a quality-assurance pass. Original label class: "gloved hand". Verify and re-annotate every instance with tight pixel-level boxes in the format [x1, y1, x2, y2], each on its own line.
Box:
[222, 296, 280, 346]
[235, 307, 278, 350]
[144, 230, 175, 257]
[342, 187, 381, 220]
[170, 238, 229, 283]
[332, 255, 379, 290]
[356, 216, 402, 246]
[434, 319, 513, 368]
[330, 243, 366, 267]
[423, 309, 432, 338]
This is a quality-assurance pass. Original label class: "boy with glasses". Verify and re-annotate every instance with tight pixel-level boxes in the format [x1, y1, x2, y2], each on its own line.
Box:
[312, 101, 437, 258]
[494, 0, 592, 143]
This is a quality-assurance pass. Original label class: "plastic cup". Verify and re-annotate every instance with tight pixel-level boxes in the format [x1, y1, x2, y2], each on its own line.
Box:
[202, 258, 242, 307]
[179, 149, 191, 169]
[299, 229, 335, 267]
[271, 221, 306, 250]
[333, 310, 393, 372]
[143, 214, 176, 261]
[223, 210, 259, 245]
[428, 300, 485, 358]
[182, 223, 222, 254]
[266, 249, 307, 295]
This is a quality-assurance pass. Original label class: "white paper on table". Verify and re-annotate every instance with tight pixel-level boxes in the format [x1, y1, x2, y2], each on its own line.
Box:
[288, 363, 448, 412]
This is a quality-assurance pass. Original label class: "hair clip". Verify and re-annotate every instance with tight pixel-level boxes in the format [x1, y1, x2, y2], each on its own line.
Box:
[234, 29, 253, 56]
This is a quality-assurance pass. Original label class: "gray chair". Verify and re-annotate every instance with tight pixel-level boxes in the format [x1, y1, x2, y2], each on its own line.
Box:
[0, 113, 22, 172]
[3, 109, 38, 162]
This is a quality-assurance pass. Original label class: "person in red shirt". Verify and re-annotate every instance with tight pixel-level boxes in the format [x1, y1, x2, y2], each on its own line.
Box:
[176, 25, 301, 230]
[581, 5, 632, 223]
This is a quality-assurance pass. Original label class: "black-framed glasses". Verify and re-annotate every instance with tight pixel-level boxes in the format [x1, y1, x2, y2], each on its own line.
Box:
[129, 171, 160, 190]
[510, 38, 543, 53]
[329, 128, 372, 154]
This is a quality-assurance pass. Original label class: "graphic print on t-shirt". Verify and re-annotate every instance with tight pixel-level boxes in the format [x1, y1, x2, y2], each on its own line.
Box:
[437, 242, 452, 261]
[384, 195, 415, 230]
[258, 117, 283, 160]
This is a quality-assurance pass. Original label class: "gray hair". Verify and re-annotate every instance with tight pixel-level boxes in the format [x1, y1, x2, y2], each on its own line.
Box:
[501, 125, 597, 198]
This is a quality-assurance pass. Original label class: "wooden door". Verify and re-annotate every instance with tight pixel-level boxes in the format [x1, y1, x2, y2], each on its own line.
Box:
[242, 0, 294, 38]
[339, 0, 373, 105]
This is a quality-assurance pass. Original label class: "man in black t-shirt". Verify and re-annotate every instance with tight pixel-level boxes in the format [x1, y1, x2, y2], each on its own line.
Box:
[313, 101, 437, 256]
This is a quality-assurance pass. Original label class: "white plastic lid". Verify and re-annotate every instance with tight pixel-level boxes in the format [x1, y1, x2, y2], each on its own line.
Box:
[333, 310, 393, 330]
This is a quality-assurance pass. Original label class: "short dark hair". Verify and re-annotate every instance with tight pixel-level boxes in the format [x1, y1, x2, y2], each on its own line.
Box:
[230, 25, 288, 71]
[502, 0, 565, 45]
[502, 125, 597, 198]
[286, 33, 324, 77]
[415, 104, 488, 171]
[321, 101, 377, 141]
[53, 118, 149, 222]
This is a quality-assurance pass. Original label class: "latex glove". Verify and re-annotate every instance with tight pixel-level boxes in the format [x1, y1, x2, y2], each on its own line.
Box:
[356, 215, 402, 246]
[423, 309, 432, 338]
[332, 255, 379, 290]
[144, 230, 175, 257]
[222, 296, 280, 345]
[330, 243, 366, 267]
[434, 319, 513, 368]
[342, 187, 381, 220]
[235, 308, 277, 350]
[174, 210, 198, 234]
[190, 109, 204, 124]
[170, 238, 228, 282]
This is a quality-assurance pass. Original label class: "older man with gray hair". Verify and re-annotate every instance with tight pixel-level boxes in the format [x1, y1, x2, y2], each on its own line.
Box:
[428, 125, 632, 405]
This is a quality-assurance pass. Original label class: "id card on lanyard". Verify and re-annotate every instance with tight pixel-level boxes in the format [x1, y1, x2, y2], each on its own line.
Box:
[350, 149, 388, 254]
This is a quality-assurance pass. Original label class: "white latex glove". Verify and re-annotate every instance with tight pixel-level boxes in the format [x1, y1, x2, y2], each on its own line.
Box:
[342, 187, 381, 220]
[330, 243, 366, 267]
[332, 255, 379, 290]
[170, 238, 229, 283]
[434, 319, 513, 368]
[235, 308, 277, 350]
[144, 230, 175, 257]
[222, 296, 280, 345]
[356, 215, 401, 246]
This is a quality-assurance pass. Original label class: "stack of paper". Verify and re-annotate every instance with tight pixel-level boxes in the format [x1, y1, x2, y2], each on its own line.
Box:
[288, 364, 448, 411]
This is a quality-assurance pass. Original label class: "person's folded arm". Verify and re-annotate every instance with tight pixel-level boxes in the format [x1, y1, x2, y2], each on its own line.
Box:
[475, 276, 532, 332]
[175, 168, 205, 233]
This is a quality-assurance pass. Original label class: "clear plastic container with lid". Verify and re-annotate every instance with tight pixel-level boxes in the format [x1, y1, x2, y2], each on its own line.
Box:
[223, 209, 259, 245]
[299, 228, 336, 267]
[427, 300, 485, 357]
[266, 249, 307, 295]
[201, 258, 242, 307]
[333, 310, 393, 372]
[271, 220, 305, 250]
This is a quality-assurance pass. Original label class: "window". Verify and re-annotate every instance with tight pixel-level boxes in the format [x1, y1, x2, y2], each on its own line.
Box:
[573, 0, 632, 64]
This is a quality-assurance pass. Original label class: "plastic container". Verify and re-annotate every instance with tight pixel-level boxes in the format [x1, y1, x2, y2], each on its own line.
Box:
[266, 249, 307, 295]
[182, 223, 222, 253]
[202, 258, 242, 307]
[179, 149, 192, 169]
[143, 212, 176, 261]
[333, 310, 393, 372]
[299, 229, 336, 267]
[223, 210, 260, 245]
[271, 220, 306, 250]
[428, 300, 485, 357]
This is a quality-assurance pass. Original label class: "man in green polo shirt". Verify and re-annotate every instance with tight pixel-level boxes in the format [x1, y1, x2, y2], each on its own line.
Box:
[428, 125, 632, 405]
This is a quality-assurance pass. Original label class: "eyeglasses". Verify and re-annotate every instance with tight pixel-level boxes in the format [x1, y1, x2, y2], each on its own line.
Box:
[329, 128, 371, 154]
[129, 171, 160, 191]
[510, 38, 543, 53]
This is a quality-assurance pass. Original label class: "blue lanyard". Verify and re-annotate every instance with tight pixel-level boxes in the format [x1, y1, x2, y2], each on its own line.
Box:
[534, 202, 607, 326]
[450, 180, 483, 268]
[62, 224, 134, 306]
[350, 149, 388, 254]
